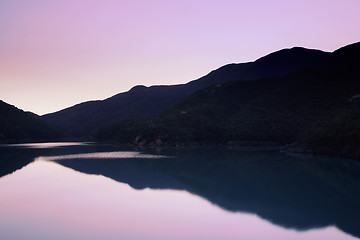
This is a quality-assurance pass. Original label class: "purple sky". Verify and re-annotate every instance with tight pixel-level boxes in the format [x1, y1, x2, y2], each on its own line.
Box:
[1, 0, 359, 115]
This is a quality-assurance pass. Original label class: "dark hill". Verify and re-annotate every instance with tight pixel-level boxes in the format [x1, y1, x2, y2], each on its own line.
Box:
[0, 100, 65, 143]
[92, 42, 360, 159]
[42, 46, 331, 138]
[290, 99, 360, 159]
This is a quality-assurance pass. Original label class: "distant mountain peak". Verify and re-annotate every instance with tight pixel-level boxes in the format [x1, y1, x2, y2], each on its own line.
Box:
[255, 46, 330, 64]
[129, 85, 148, 92]
[42, 42, 356, 138]
[332, 41, 360, 64]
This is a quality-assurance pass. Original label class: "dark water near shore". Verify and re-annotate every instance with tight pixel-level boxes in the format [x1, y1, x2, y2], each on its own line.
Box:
[0, 142, 359, 240]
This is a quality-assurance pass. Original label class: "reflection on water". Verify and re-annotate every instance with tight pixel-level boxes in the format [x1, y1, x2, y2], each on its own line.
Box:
[37, 151, 167, 161]
[0, 143, 359, 240]
[2, 142, 88, 149]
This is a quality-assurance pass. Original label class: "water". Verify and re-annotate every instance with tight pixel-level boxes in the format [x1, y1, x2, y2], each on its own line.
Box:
[0, 142, 359, 240]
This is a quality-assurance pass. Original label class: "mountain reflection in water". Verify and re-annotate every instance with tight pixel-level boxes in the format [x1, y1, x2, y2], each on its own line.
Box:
[0, 143, 359, 240]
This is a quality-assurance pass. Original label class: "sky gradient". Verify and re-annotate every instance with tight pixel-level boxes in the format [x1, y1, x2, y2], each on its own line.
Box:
[1, 0, 360, 115]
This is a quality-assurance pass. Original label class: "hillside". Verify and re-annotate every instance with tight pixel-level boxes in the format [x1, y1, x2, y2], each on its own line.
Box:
[42, 47, 330, 138]
[0, 100, 65, 143]
[289, 99, 360, 159]
[92, 42, 360, 158]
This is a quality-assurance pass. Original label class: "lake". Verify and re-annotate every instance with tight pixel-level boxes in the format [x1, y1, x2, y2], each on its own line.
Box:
[0, 142, 359, 240]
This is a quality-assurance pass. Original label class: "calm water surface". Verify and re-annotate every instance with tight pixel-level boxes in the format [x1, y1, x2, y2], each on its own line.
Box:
[0, 142, 359, 240]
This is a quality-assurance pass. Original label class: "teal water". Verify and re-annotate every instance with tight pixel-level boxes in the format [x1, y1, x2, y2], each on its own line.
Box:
[0, 142, 359, 240]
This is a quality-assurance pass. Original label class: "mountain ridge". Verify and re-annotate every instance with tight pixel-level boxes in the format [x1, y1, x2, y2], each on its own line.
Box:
[0, 100, 65, 143]
[42, 45, 333, 138]
[91, 42, 360, 159]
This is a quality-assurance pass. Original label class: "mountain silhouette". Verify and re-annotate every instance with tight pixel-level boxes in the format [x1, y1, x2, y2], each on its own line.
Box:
[92, 42, 360, 158]
[0, 100, 65, 143]
[41, 46, 331, 138]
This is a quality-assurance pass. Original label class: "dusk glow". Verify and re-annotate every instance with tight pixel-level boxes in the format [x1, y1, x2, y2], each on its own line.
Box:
[1, 0, 359, 114]
[0, 1, 359, 237]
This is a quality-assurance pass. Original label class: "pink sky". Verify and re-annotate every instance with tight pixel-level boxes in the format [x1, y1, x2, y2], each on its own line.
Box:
[0, 0, 359, 114]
